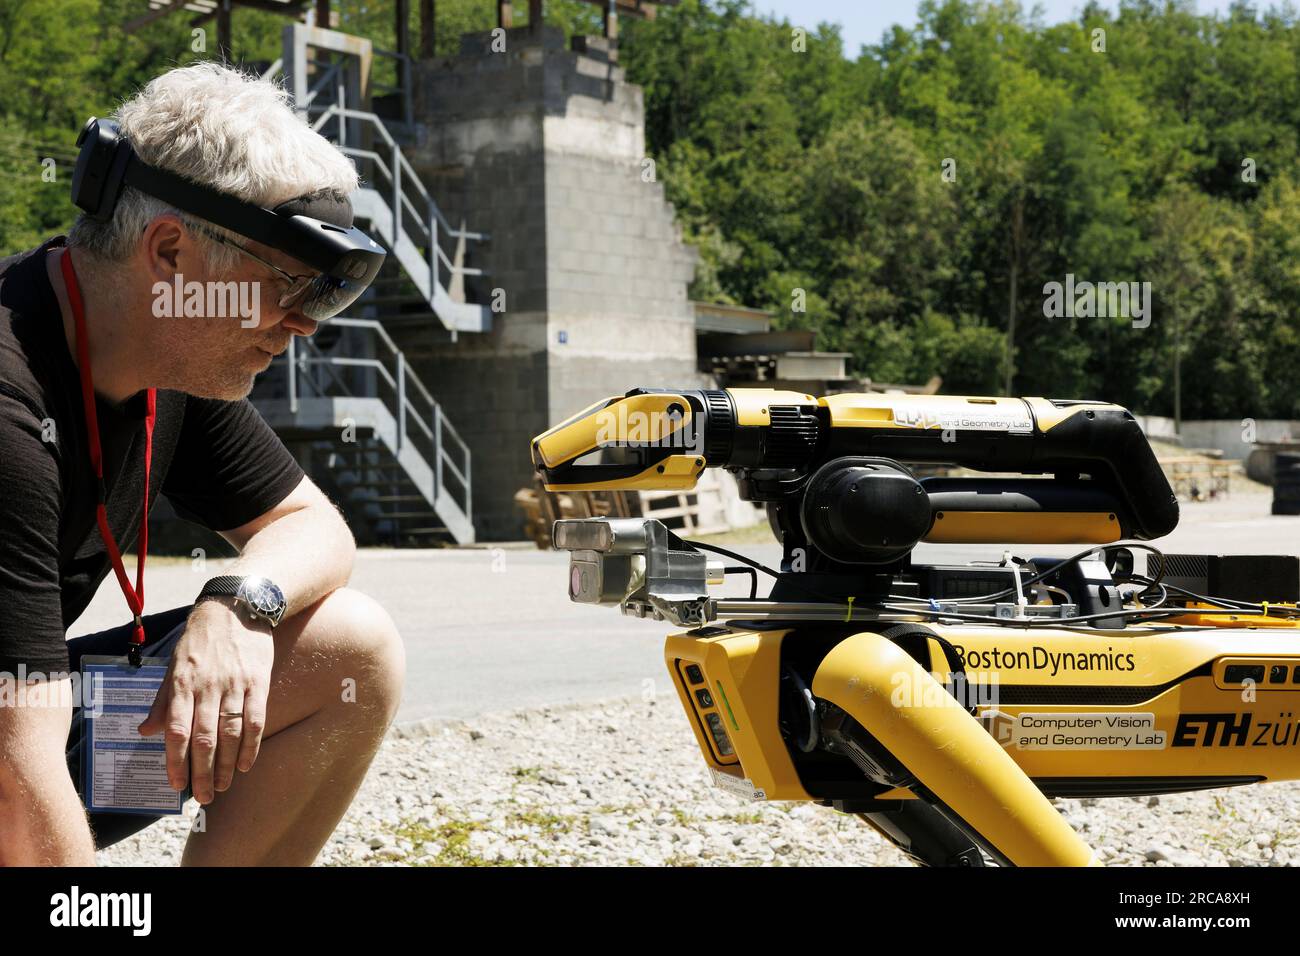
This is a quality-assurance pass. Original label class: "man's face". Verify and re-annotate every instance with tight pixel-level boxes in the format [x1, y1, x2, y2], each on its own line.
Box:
[145, 219, 321, 400]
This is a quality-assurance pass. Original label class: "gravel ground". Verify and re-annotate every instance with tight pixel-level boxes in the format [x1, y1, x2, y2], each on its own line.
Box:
[97, 695, 1300, 867]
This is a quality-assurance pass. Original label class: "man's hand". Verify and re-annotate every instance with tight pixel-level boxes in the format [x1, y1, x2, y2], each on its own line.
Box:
[138, 598, 275, 804]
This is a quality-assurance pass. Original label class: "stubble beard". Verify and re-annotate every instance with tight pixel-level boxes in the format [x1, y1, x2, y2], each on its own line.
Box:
[154, 329, 259, 401]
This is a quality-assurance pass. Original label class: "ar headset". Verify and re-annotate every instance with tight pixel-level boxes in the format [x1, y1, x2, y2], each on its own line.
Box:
[70, 116, 386, 320]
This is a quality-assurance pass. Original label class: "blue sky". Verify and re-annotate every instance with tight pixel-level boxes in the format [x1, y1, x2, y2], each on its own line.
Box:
[748, 1, 1244, 55]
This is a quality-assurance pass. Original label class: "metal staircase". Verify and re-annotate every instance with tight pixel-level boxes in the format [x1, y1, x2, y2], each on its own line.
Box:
[251, 24, 486, 544]
[259, 320, 473, 545]
[272, 24, 492, 334]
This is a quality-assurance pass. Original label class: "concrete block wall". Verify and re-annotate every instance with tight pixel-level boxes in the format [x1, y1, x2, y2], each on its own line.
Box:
[397, 26, 699, 539]
[1135, 415, 1300, 461]
[544, 149, 699, 421]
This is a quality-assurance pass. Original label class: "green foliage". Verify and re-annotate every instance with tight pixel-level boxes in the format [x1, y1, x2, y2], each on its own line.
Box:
[0, 0, 221, 246]
[3, 0, 1299, 418]
[621, 0, 1300, 418]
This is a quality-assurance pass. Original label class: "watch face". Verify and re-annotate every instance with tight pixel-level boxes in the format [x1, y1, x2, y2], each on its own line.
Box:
[238, 577, 286, 619]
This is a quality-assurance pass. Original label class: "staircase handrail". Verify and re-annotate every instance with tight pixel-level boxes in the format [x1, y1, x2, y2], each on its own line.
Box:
[275, 324, 472, 520]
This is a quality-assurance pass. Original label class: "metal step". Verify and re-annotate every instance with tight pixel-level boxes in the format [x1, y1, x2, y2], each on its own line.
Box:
[342, 484, 424, 494]
[368, 275, 422, 289]
[329, 456, 410, 466]
[363, 313, 442, 327]
[262, 396, 473, 544]
[359, 294, 437, 308]
[335, 465, 415, 476]
[325, 454, 411, 468]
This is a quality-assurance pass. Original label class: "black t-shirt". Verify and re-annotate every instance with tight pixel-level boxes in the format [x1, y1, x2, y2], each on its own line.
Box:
[0, 236, 305, 672]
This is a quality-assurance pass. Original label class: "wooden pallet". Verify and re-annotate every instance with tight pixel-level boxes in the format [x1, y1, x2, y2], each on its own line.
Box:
[1160, 457, 1234, 501]
[513, 476, 639, 549]
[636, 470, 731, 536]
[515, 470, 735, 547]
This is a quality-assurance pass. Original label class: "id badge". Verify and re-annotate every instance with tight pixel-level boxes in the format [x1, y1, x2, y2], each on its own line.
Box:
[80, 655, 184, 815]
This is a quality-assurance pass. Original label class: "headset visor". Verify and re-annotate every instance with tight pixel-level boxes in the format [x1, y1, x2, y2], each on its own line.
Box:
[284, 244, 385, 320]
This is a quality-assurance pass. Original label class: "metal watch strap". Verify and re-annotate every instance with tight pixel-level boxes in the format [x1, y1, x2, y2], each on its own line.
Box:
[196, 575, 286, 628]
[197, 575, 243, 600]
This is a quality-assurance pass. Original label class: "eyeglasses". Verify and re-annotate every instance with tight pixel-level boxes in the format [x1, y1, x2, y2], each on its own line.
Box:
[190, 222, 317, 309]
[189, 221, 377, 320]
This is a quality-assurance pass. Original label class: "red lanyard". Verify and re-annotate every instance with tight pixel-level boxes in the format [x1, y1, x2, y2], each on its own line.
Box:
[60, 249, 156, 660]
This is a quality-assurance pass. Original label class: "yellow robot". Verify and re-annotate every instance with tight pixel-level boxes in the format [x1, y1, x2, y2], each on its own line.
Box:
[532, 388, 1300, 866]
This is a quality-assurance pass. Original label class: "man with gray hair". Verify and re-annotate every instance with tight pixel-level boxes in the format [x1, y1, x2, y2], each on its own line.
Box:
[0, 62, 404, 865]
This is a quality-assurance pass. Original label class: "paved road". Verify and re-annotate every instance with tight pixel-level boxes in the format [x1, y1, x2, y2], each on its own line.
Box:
[71, 546, 685, 725]
[70, 495, 1300, 724]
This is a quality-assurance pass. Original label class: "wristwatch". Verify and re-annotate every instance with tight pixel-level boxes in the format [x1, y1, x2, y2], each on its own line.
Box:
[196, 575, 288, 628]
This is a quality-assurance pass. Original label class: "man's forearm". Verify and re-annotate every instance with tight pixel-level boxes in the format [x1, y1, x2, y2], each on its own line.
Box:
[0, 686, 96, 866]
[0, 767, 96, 866]
[214, 501, 355, 619]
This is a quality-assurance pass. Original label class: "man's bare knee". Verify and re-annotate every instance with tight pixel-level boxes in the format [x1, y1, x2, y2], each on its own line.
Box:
[303, 587, 405, 728]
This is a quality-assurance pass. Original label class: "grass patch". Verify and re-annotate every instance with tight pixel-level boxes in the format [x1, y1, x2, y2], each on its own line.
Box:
[509, 810, 575, 836]
[389, 808, 584, 866]
[391, 819, 514, 867]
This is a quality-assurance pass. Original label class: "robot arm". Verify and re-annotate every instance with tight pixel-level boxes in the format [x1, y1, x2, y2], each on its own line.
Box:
[531, 387, 1179, 550]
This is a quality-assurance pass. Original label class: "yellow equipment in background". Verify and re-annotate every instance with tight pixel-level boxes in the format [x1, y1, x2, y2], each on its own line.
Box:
[532, 387, 1300, 867]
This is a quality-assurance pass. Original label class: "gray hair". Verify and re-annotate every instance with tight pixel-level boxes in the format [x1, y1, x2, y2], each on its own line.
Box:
[68, 61, 360, 273]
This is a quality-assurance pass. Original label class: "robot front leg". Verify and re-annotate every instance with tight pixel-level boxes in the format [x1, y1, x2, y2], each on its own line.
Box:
[812, 632, 1099, 867]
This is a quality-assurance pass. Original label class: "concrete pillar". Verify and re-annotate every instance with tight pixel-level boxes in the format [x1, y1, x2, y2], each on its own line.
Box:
[398, 25, 700, 540]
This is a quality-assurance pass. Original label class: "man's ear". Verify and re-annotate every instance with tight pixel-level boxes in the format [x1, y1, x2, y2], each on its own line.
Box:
[140, 214, 191, 284]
